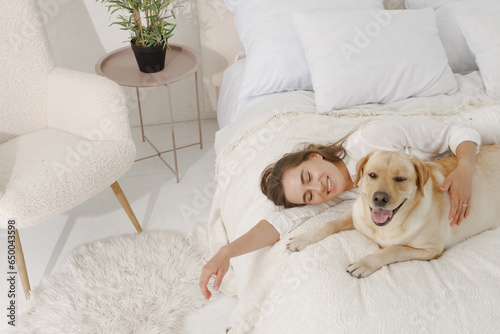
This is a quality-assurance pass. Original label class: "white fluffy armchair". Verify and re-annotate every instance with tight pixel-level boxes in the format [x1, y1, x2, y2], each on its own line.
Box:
[0, 0, 142, 298]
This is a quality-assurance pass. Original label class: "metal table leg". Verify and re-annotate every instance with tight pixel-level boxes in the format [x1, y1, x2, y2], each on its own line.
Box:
[166, 84, 180, 183]
[195, 71, 203, 150]
[136, 87, 145, 142]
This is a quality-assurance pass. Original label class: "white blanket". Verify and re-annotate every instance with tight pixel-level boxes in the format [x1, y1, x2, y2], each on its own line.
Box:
[208, 102, 500, 333]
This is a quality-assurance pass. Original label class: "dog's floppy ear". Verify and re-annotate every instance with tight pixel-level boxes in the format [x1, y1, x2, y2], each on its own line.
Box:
[354, 152, 374, 187]
[409, 155, 429, 197]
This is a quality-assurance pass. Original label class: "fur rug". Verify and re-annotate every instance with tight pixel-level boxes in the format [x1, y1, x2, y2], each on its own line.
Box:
[11, 229, 209, 334]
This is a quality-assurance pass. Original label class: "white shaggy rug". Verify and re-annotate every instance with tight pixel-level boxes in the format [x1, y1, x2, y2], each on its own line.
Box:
[12, 229, 209, 334]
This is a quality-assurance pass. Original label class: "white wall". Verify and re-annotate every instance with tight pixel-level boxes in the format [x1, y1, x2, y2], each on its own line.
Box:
[39, 0, 215, 128]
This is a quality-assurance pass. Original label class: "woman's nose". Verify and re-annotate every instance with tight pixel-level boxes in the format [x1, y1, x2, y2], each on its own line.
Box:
[309, 180, 323, 193]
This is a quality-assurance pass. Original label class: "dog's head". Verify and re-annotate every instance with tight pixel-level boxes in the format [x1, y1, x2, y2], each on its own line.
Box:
[354, 151, 429, 227]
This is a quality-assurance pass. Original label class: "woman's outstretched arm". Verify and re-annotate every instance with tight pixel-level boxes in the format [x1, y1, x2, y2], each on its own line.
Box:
[199, 219, 280, 300]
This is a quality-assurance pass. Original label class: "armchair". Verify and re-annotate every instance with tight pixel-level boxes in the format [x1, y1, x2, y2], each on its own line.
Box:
[0, 0, 142, 299]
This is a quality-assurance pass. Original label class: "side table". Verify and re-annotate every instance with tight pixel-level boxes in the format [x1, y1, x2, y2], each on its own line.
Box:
[95, 44, 203, 183]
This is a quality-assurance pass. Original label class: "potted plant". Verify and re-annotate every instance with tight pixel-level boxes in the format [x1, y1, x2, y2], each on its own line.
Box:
[97, 0, 184, 73]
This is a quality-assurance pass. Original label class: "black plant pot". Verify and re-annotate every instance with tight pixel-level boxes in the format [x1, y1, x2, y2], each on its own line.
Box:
[130, 41, 167, 73]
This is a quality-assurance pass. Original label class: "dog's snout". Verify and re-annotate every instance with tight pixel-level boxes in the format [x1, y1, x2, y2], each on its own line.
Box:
[373, 192, 390, 207]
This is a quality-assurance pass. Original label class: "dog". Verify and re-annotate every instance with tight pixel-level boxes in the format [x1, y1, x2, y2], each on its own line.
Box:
[287, 145, 500, 278]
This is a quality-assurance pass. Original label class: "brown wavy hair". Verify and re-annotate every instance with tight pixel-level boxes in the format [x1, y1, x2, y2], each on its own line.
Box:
[260, 143, 347, 208]
[260, 122, 367, 208]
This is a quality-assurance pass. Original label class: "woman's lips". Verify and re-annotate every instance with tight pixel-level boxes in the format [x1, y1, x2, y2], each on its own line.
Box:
[327, 177, 332, 194]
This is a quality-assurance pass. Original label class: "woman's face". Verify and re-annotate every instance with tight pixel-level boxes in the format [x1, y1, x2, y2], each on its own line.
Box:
[282, 153, 347, 205]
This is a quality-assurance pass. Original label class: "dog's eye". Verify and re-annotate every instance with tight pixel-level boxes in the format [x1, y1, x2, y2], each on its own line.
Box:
[394, 177, 407, 183]
[368, 173, 377, 179]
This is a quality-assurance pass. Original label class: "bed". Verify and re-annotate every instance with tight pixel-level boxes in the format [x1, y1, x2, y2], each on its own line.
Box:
[198, 0, 500, 332]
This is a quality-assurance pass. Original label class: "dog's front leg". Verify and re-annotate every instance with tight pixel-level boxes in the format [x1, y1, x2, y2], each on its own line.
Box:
[347, 245, 442, 278]
[287, 209, 354, 252]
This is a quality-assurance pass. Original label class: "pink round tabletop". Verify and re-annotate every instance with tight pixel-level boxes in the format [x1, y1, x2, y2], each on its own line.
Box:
[95, 44, 200, 87]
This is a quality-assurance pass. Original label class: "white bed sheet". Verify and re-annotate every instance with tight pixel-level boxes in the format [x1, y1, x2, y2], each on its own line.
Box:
[215, 70, 490, 156]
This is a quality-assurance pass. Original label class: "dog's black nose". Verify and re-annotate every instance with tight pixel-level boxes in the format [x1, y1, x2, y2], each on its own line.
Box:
[373, 192, 390, 207]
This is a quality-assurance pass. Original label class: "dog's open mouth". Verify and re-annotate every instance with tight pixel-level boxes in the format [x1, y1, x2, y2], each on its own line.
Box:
[370, 200, 407, 226]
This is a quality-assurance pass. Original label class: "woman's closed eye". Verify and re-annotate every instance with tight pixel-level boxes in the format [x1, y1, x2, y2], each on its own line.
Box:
[307, 173, 312, 203]
[303, 190, 312, 204]
[302, 171, 313, 204]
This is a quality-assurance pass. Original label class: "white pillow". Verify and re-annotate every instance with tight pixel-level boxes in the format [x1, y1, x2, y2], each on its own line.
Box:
[457, 14, 500, 99]
[406, 0, 500, 73]
[232, 0, 384, 99]
[293, 9, 458, 112]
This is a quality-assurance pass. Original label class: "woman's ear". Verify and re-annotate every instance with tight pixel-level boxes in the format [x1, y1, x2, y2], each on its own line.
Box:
[309, 153, 323, 159]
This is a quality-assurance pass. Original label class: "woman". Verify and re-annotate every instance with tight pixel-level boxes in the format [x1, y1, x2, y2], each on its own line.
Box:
[199, 115, 481, 300]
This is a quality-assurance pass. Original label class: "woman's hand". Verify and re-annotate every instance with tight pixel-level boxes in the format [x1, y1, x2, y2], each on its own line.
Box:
[199, 247, 230, 300]
[439, 162, 474, 226]
[439, 141, 477, 226]
[198, 220, 281, 300]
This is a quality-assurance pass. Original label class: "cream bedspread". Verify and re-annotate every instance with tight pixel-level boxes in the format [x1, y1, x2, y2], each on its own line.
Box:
[207, 102, 500, 333]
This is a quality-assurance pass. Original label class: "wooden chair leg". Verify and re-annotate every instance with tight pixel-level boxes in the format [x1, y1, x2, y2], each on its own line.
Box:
[14, 229, 31, 300]
[110, 181, 142, 233]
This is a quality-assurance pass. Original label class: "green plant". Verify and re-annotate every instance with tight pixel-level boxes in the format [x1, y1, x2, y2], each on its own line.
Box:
[97, 0, 184, 48]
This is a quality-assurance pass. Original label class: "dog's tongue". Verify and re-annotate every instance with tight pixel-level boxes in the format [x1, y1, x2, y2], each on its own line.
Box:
[371, 208, 393, 225]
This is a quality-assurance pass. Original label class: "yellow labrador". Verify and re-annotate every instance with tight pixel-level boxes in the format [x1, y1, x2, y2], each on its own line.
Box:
[287, 145, 500, 278]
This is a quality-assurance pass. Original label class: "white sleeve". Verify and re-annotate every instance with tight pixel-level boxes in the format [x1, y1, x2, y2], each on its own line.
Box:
[358, 115, 481, 158]
[264, 203, 331, 238]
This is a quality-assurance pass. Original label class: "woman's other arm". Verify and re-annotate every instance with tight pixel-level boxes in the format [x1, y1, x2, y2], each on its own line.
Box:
[394, 116, 480, 226]
[357, 116, 481, 226]
[199, 187, 332, 299]
[439, 141, 477, 226]
[199, 219, 280, 300]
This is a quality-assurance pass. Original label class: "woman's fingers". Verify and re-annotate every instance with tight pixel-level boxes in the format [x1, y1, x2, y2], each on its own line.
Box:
[441, 164, 474, 227]
[213, 269, 227, 292]
[449, 193, 459, 225]
[199, 267, 213, 300]
[455, 206, 465, 226]
[441, 177, 456, 224]
[199, 251, 230, 300]
[457, 200, 471, 226]
[465, 202, 470, 219]
[450, 197, 471, 226]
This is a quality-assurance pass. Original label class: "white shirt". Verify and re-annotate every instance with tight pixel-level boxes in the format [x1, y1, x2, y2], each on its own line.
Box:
[265, 115, 482, 237]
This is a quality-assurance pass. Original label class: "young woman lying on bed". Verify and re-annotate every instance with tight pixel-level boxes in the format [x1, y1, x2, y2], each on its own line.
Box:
[199, 115, 484, 300]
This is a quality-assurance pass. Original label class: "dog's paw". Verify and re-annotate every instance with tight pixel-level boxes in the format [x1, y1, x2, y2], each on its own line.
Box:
[347, 256, 381, 278]
[286, 234, 315, 252]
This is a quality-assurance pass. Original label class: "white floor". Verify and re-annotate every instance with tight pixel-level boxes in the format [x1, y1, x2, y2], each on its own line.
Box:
[0, 119, 238, 333]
